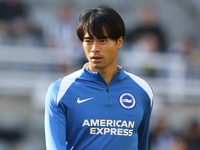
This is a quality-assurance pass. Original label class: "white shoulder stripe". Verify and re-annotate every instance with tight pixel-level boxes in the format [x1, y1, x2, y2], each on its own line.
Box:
[125, 72, 153, 108]
[57, 69, 83, 105]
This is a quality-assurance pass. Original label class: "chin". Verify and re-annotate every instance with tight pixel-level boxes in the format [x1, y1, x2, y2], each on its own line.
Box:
[90, 64, 103, 70]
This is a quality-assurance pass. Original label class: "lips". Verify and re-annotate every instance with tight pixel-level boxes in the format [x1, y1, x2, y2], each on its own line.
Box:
[91, 55, 103, 62]
[91, 56, 102, 59]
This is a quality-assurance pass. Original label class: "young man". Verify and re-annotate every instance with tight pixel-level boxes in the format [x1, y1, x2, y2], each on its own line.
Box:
[45, 5, 154, 150]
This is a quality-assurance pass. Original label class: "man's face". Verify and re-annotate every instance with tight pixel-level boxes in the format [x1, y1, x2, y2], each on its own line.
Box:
[82, 29, 123, 72]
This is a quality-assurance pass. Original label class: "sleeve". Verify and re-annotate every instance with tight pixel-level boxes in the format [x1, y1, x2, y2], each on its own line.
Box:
[138, 90, 154, 150]
[45, 79, 67, 150]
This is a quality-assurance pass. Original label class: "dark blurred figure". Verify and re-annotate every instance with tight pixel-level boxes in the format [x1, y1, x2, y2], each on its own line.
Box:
[43, 2, 86, 73]
[148, 118, 174, 150]
[184, 122, 200, 150]
[126, 3, 167, 52]
[43, 2, 84, 55]
[128, 32, 167, 77]
[43, 3, 78, 49]
[168, 36, 200, 79]
[170, 135, 188, 150]
[0, 0, 31, 44]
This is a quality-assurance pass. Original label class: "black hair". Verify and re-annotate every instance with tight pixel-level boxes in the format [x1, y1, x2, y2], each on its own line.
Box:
[77, 5, 125, 42]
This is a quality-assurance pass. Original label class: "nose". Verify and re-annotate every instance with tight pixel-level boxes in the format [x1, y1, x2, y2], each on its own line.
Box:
[91, 41, 100, 53]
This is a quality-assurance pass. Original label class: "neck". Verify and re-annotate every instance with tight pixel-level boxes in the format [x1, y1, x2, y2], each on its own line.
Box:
[86, 62, 120, 85]
[97, 66, 119, 85]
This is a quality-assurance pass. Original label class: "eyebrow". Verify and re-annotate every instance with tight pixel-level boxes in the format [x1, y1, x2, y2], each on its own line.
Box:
[83, 36, 93, 40]
[83, 36, 109, 40]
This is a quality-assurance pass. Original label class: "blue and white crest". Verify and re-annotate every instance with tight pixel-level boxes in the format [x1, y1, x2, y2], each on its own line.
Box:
[119, 93, 136, 109]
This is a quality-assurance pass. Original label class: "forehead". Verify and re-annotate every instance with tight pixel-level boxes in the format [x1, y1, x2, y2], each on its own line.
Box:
[83, 26, 108, 38]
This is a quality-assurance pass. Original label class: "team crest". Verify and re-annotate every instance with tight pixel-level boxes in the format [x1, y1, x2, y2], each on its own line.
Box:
[119, 93, 136, 109]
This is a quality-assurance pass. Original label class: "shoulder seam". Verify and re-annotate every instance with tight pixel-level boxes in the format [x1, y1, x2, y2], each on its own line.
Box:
[125, 71, 154, 108]
[56, 69, 83, 105]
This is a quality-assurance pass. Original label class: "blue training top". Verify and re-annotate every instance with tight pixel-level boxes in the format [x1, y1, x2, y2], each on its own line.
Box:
[45, 63, 154, 150]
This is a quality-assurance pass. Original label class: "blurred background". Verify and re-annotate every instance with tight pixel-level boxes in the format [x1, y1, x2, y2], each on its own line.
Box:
[0, 0, 200, 149]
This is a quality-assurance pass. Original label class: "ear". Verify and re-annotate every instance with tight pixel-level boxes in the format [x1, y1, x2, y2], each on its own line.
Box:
[117, 36, 124, 49]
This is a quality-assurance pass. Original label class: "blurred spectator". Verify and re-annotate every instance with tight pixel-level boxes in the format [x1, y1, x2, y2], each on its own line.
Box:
[168, 36, 200, 79]
[42, 2, 86, 72]
[130, 33, 160, 53]
[0, 0, 32, 45]
[170, 135, 188, 150]
[184, 121, 200, 150]
[43, 3, 76, 49]
[148, 118, 174, 150]
[129, 33, 166, 77]
[125, 3, 167, 52]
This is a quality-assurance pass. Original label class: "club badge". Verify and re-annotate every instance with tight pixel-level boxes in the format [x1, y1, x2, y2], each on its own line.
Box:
[119, 93, 136, 109]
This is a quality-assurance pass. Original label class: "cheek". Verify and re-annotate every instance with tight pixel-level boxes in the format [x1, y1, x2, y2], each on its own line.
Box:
[111, 50, 118, 59]
[109, 45, 118, 57]
[83, 45, 90, 58]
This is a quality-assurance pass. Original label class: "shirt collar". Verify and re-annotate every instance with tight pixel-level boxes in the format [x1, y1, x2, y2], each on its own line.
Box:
[83, 62, 122, 71]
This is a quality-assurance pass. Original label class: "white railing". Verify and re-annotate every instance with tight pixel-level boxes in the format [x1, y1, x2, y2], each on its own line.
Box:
[0, 45, 200, 104]
[0, 45, 83, 110]
[118, 50, 200, 103]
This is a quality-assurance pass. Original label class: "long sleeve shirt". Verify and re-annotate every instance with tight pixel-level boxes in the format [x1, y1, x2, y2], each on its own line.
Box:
[45, 64, 154, 150]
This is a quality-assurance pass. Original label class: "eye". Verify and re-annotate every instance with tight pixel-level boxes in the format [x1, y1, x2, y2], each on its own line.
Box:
[100, 39, 107, 43]
[84, 39, 92, 43]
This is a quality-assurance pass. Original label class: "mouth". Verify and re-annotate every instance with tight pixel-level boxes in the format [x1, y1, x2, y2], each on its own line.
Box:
[91, 55, 103, 63]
